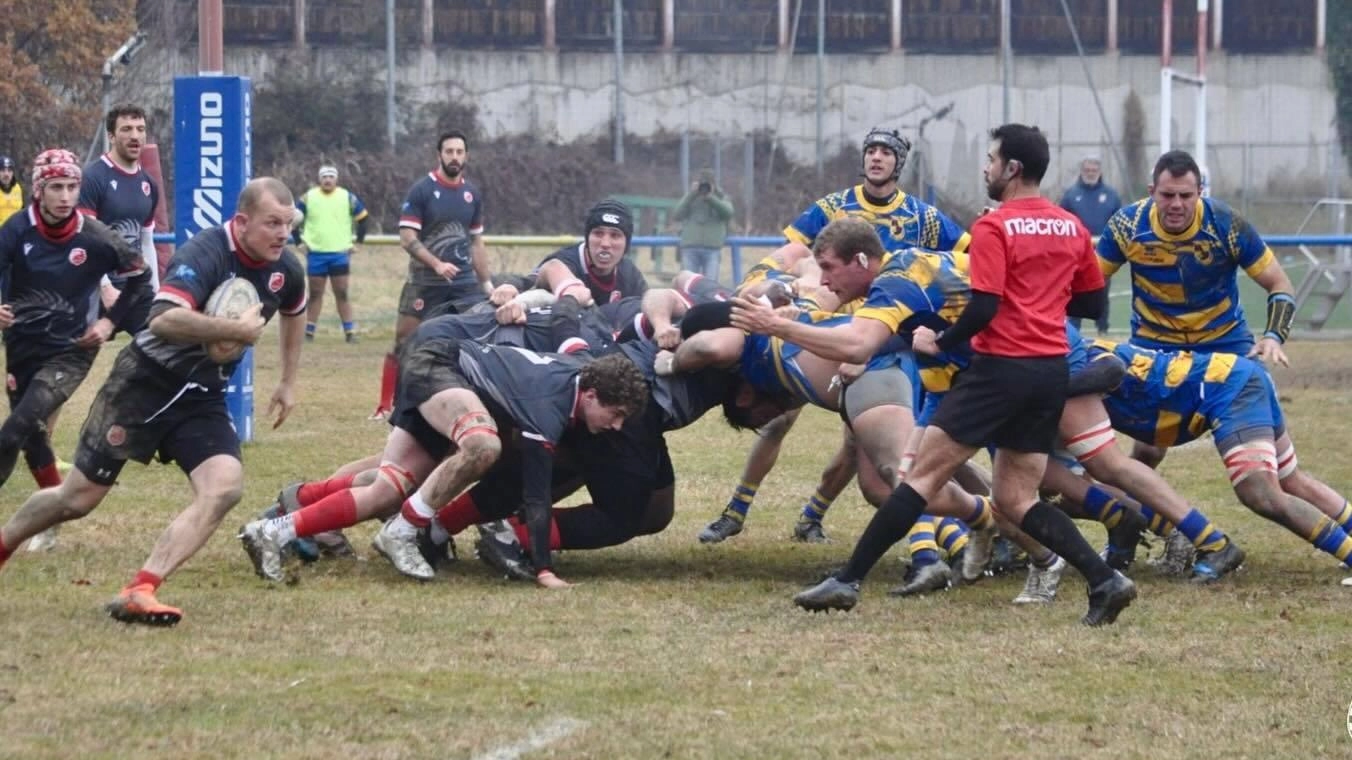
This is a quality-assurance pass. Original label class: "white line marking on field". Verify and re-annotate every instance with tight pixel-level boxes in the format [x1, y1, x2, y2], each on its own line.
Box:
[472, 717, 589, 760]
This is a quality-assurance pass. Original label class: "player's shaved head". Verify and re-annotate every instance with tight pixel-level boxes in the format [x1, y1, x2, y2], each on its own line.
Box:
[238, 177, 294, 214]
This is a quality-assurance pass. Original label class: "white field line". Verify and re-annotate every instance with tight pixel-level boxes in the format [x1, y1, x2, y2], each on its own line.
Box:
[471, 717, 590, 760]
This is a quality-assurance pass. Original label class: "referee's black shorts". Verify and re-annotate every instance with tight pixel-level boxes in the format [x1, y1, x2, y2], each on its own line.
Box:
[928, 353, 1068, 454]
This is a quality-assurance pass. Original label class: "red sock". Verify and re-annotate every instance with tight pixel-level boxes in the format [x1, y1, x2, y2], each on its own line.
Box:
[400, 499, 432, 529]
[131, 570, 164, 591]
[433, 492, 483, 535]
[296, 473, 357, 508]
[510, 515, 562, 551]
[378, 352, 398, 410]
[30, 463, 62, 489]
[292, 491, 358, 537]
[0, 533, 11, 564]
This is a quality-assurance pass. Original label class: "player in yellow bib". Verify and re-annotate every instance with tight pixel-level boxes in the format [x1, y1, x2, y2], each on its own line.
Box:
[293, 165, 368, 343]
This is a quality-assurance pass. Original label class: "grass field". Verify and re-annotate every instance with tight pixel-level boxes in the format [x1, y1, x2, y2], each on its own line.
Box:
[1, 247, 1351, 759]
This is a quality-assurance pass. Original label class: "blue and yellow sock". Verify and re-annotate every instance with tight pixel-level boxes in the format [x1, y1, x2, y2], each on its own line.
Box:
[342, 321, 356, 335]
[966, 495, 994, 530]
[1138, 504, 1175, 537]
[305, 322, 317, 337]
[1174, 508, 1229, 552]
[1308, 516, 1352, 563]
[906, 516, 941, 567]
[799, 488, 833, 524]
[724, 480, 759, 521]
[936, 517, 969, 559]
[1083, 485, 1126, 528]
[1333, 499, 1352, 534]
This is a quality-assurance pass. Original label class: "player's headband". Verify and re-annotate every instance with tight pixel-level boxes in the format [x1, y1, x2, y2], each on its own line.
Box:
[32, 149, 82, 194]
[318, 166, 338, 179]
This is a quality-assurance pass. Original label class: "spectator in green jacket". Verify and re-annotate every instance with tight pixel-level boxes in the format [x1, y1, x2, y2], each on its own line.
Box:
[672, 169, 734, 280]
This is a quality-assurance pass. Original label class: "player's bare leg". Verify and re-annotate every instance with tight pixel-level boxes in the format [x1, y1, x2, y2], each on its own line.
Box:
[0, 469, 111, 560]
[1224, 438, 1352, 578]
[699, 407, 802, 543]
[305, 274, 327, 340]
[106, 455, 243, 626]
[374, 390, 502, 580]
[331, 273, 356, 342]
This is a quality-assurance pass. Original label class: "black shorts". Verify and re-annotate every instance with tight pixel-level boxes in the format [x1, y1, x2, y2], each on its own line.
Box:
[467, 399, 674, 526]
[74, 345, 241, 485]
[390, 337, 476, 460]
[929, 353, 1069, 454]
[6, 347, 97, 414]
[397, 281, 485, 319]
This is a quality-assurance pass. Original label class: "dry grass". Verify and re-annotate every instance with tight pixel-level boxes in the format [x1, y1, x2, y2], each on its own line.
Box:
[1, 249, 1350, 759]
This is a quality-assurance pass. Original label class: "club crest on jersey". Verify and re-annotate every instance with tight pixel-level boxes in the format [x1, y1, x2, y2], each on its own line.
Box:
[69, 248, 88, 266]
[610, 291, 623, 303]
[463, 191, 474, 203]
[142, 181, 152, 196]
[433, 190, 441, 199]
[413, 298, 425, 312]
[110, 179, 118, 191]
[268, 272, 285, 293]
[106, 425, 127, 447]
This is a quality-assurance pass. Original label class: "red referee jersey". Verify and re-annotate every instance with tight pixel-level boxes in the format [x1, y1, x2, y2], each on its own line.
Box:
[967, 197, 1103, 357]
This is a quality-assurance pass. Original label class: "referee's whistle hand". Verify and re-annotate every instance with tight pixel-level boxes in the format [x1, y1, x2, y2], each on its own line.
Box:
[729, 296, 777, 335]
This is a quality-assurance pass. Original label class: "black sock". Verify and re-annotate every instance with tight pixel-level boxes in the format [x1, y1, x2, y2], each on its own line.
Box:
[839, 483, 928, 583]
[1019, 501, 1115, 587]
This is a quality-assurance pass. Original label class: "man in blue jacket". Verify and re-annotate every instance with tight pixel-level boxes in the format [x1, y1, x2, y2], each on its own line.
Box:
[1060, 155, 1122, 335]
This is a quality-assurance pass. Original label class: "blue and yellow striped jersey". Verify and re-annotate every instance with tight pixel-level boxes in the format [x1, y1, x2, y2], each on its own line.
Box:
[1096, 197, 1276, 350]
[740, 310, 849, 406]
[853, 249, 972, 392]
[784, 185, 970, 253]
[1087, 337, 1255, 448]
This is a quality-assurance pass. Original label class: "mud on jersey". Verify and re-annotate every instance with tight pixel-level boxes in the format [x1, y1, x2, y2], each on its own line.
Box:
[141, 222, 306, 391]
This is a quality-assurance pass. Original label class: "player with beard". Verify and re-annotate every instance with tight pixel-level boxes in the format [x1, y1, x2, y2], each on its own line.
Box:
[372, 130, 495, 419]
[735, 125, 1134, 625]
[0, 149, 151, 504]
[80, 103, 162, 300]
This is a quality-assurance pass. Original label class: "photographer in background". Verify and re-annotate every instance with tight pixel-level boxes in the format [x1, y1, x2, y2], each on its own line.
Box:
[672, 169, 734, 280]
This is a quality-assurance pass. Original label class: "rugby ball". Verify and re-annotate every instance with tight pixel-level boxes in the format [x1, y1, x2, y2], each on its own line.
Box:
[203, 277, 261, 362]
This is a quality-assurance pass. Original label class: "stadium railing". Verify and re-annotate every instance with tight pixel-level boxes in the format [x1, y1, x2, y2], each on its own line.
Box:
[154, 232, 1352, 288]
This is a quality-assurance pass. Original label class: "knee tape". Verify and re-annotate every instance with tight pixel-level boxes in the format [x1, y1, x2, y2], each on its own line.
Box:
[449, 411, 498, 447]
[1222, 440, 1278, 485]
[376, 463, 416, 500]
[1276, 441, 1298, 480]
[1064, 419, 1116, 462]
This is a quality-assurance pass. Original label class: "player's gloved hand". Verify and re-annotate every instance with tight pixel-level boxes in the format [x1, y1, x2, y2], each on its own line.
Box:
[654, 350, 677, 376]
[1248, 336, 1290, 368]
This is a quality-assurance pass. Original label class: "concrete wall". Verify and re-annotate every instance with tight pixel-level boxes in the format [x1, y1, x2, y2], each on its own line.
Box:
[131, 46, 1344, 208]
